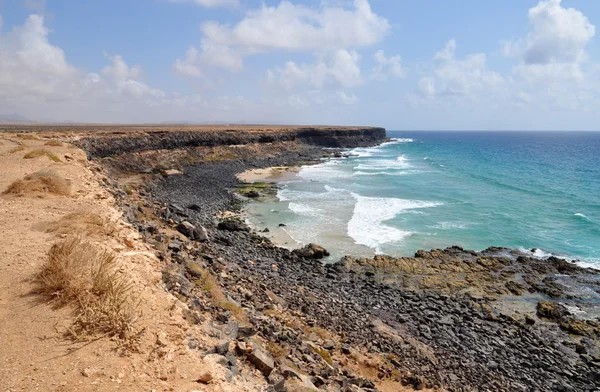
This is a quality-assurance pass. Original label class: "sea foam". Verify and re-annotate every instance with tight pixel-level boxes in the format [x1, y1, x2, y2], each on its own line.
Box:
[347, 193, 441, 253]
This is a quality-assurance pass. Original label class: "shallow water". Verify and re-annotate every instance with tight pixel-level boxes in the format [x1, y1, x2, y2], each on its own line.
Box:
[247, 131, 600, 265]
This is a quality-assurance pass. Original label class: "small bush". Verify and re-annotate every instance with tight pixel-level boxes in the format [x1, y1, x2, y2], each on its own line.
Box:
[38, 237, 140, 345]
[24, 149, 61, 162]
[3, 170, 70, 196]
[44, 140, 63, 147]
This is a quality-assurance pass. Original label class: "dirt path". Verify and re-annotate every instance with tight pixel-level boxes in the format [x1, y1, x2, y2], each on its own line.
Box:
[0, 135, 265, 392]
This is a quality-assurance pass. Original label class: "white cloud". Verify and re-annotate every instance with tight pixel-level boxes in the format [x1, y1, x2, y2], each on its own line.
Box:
[506, 0, 595, 64]
[0, 13, 363, 124]
[174, 47, 203, 77]
[167, 0, 239, 8]
[371, 49, 405, 80]
[266, 49, 362, 90]
[417, 40, 503, 98]
[198, 39, 244, 72]
[178, 0, 389, 72]
[505, 0, 595, 83]
[0, 14, 167, 121]
[101, 53, 142, 80]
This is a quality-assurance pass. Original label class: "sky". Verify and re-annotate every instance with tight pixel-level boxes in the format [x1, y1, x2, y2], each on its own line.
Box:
[0, 0, 599, 130]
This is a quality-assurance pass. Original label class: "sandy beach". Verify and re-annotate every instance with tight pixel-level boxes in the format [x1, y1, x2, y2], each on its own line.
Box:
[236, 165, 302, 183]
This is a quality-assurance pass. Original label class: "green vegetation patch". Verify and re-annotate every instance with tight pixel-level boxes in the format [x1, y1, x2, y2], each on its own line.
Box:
[236, 181, 280, 197]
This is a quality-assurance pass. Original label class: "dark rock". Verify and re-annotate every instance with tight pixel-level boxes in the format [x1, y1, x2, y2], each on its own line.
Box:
[177, 221, 196, 238]
[194, 225, 209, 242]
[292, 243, 330, 259]
[215, 340, 230, 355]
[187, 203, 202, 211]
[537, 301, 568, 321]
[245, 190, 260, 198]
[218, 219, 249, 232]
[168, 241, 182, 252]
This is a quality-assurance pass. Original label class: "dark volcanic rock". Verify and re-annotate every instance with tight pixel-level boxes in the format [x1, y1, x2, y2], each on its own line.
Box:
[218, 219, 250, 232]
[292, 243, 330, 259]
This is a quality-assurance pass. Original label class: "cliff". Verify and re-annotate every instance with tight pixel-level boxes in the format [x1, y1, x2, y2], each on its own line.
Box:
[66, 126, 386, 158]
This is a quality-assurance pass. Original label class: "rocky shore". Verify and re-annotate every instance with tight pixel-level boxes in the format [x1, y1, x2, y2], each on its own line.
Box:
[77, 127, 600, 391]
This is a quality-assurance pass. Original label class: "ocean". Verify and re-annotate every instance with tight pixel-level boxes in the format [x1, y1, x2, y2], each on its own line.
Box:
[246, 131, 600, 266]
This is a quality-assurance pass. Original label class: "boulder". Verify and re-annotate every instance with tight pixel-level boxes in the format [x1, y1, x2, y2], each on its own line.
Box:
[536, 300, 567, 321]
[247, 344, 275, 377]
[218, 219, 249, 232]
[245, 190, 260, 198]
[177, 221, 195, 238]
[193, 225, 209, 242]
[292, 243, 330, 259]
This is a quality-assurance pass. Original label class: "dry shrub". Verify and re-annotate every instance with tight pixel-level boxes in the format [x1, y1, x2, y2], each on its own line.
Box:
[3, 170, 70, 196]
[38, 237, 141, 345]
[43, 211, 117, 237]
[44, 140, 63, 147]
[24, 149, 61, 162]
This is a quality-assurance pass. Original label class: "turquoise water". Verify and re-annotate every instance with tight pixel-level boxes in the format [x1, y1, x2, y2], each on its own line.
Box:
[249, 131, 600, 266]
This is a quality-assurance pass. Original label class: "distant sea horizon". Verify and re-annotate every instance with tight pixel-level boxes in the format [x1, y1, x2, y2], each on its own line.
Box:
[246, 130, 600, 267]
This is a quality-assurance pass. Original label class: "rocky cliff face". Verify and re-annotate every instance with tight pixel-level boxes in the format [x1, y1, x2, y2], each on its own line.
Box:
[72, 127, 386, 158]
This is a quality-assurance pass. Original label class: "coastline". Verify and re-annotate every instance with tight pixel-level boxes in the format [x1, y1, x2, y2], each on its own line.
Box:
[24, 125, 599, 391]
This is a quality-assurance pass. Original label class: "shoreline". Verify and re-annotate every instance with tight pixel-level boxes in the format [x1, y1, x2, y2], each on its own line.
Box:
[236, 148, 600, 270]
[59, 127, 600, 391]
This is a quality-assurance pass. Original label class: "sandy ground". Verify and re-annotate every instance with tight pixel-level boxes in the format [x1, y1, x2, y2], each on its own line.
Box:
[236, 166, 301, 183]
[0, 135, 265, 392]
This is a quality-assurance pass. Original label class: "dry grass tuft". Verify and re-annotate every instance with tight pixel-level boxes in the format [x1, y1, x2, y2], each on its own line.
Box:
[3, 170, 70, 196]
[44, 140, 63, 147]
[24, 149, 61, 162]
[43, 211, 118, 237]
[38, 237, 141, 346]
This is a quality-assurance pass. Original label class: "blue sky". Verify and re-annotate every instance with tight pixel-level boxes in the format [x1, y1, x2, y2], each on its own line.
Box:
[0, 0, 599, 129]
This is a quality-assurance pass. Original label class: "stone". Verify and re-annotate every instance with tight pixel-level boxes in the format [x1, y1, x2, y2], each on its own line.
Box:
[193, 225, 209, 242]
[196, 371, 213, 384]
[245, 190, 260, 198]
[525, 314, 536, 325]
[177, 221, 196, 238]
[323, 340, 336, 350]
[537, 301, 567, 321]
[292, 243, 330, 259]
[168, 241, 182, 252]
[215, 340, 230, 355]
[247, 344, 275, 377]
[218, 219, 249, 232]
